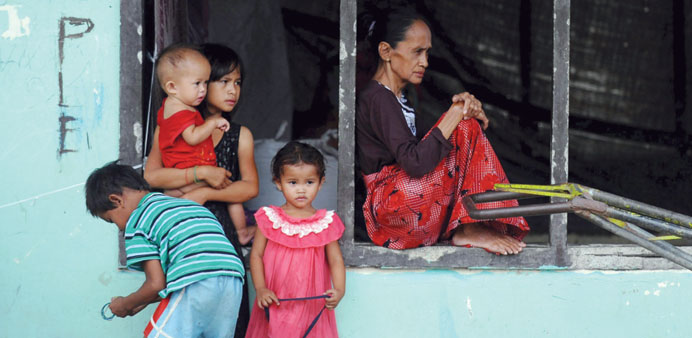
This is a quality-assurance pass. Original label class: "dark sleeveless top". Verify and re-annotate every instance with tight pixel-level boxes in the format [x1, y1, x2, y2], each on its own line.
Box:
[204, 121, 242, 239]
[202, 120, 249, 336]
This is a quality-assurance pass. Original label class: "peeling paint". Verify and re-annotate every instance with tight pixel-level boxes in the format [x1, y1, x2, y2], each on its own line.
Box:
[0, 5, 31, 40]
[98, 272, 112, 286]
[133, 122, 142, 155]
[338, 87, 346, 113]
[68, 224, 82, 237]
[405, 246, 458, 262]
[466, 297, 473, 317]
[339, 40, 346, 61]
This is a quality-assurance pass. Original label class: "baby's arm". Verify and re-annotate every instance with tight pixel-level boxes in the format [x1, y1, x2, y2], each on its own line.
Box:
[144, 127, 232, 190]
[324, 241, 345, 309]
[109, 260, 166, 317]
[249, 230, 279, 309]
[181, 115, 230, 146]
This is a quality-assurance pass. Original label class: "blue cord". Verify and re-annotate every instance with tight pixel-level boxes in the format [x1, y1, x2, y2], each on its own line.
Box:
[263, 294, 329, 337]
[101, 302, 115, 320]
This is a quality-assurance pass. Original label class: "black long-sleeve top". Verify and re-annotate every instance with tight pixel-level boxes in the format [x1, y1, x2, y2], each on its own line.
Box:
[356, 80, 453, 178]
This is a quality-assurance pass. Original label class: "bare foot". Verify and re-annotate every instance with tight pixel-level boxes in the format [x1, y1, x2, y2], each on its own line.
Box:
[237, 225, 257, 246]
[452, 223, 526, 255]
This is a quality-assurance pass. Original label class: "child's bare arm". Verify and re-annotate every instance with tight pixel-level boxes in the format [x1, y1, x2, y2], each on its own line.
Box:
[109, 260, 166, 317]
[249, 231, 279, 309]
[180, 127, 258, 205]
[324, 241, 345, 309]
[181, 115, 229, 146]
[144, 127, 232, 190]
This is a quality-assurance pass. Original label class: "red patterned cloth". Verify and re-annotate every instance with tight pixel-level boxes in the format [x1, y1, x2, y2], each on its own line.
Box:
[362, 115, 529, 249]
[157, 99, 217, 169]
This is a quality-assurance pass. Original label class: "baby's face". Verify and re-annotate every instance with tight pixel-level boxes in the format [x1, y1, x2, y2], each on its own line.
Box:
[171, 52, 211, 107]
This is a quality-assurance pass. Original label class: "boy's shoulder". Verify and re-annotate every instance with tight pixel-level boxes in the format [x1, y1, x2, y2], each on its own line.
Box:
[134, 193, 201, 212]
[127, 193, 205, 228]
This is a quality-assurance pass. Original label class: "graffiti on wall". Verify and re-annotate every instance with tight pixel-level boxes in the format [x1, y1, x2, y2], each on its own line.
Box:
[58, 17, 94, 156]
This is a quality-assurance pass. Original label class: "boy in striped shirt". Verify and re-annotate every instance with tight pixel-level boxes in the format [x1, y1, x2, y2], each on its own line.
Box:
[86, 162, 244, 337]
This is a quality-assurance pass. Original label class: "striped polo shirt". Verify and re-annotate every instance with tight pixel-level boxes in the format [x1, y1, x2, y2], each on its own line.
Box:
[124, 192, 245, 298]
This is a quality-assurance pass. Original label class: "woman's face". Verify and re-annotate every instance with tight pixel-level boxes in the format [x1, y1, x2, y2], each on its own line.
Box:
[205, 67, 242, 114]
[388, 20, 431, 85]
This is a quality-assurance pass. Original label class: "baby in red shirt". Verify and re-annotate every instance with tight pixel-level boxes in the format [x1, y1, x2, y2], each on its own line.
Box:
[154, 43, 255, 245]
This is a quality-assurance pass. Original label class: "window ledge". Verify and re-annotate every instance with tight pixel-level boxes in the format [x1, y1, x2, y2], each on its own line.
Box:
[341, 242, 692, 271]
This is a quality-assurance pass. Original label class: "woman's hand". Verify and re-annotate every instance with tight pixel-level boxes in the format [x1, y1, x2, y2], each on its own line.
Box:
[451, 92, 489, 130]
[197, 165, 232, 189]
[324, 288, 344, 310]
[255, 287, 279, 309]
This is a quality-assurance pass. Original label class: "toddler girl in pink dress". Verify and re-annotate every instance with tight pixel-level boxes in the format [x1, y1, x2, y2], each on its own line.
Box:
[246, 141, 345, 338]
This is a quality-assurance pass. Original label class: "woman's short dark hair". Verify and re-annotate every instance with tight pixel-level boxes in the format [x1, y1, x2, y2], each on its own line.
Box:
[271, 141, 326, 182]
[85, 161, 150, 216]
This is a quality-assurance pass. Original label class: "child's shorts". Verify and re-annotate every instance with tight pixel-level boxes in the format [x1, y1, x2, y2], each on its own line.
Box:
[144, 275, 242, 338]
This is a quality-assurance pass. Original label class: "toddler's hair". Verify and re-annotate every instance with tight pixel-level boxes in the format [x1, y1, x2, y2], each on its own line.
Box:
[271, 141, 326, 182]
[85, 161, 150, 216]
[155, 43, 204, 86]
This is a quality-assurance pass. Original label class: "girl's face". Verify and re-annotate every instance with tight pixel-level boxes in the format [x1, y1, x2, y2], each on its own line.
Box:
[274, 163, 324, 212]
[386, 20, 431, 85]
[205, 67, 241, 114]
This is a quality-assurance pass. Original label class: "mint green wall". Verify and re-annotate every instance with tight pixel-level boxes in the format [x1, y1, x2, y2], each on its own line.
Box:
[1, 1, 691, 338]
[0, 1, 154, 337]
[336, 269, 692, 338]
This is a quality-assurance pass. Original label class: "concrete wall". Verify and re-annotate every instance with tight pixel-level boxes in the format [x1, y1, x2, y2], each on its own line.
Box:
[1, 1, 692, 338]
[0, 1, 154, 337]
[337, 269, 692, 338]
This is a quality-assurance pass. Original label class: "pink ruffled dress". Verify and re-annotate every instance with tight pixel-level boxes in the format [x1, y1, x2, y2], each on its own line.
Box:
[246, 205, 344, 338]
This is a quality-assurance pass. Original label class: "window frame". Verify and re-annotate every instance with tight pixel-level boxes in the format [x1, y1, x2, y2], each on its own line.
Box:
[336, 0, 690, 270]
[118, 0, 144, 268]
[116, 0, 689, 270]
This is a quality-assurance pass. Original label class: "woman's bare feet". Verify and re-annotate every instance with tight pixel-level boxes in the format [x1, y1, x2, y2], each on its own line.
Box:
[452, 223, 526, 255]
[237, 225, 257, 246]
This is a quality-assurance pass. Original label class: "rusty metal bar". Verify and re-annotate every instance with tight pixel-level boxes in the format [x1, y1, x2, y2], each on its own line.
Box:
[577, 211, 692, 270]
[466, 188, 692, 238]
[462, 192, 606, 220]
[604, 207, 692, 239]
[578, 185, 692, 228]
[465, 185, 692, 270]
[621, 220, 692, 264]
